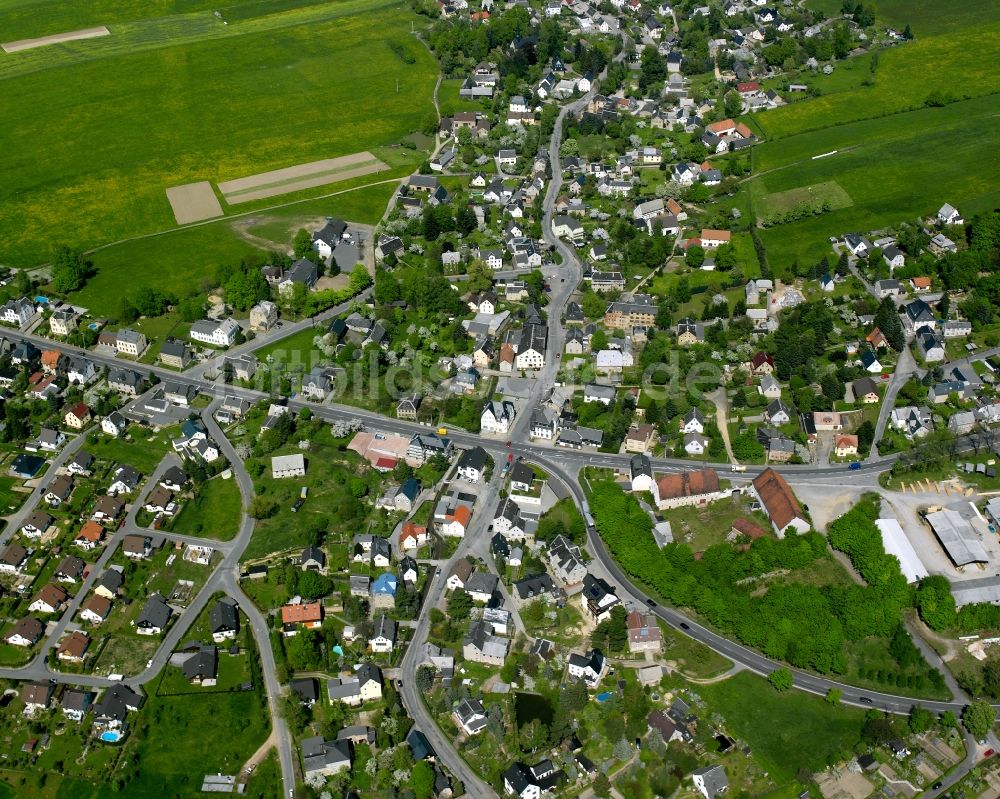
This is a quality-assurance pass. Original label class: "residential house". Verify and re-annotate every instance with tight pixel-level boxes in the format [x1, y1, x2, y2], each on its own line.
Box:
[190, 318, 240, 348]
[454, 697, 489, 736]
[399, 521, 429, 551]
[581, 574, 620, 622]
[751, 468, 809, 537]
[851, 377, 880, 404]
[108, 464, 141, 496]
[301, 737, 352, 778]
[134, 593, 171, 635]
[159, 338, 193, 369]
[656, 469, 728, 511]
[210, 598, 240, 642]
[5, 617, 44, 647]
[463, 620, 509, 665]
[548, 535, 587, 585]
[567, 648, 606, 687]
[369, 615, 396, 653]
[57, 630, 91, 663]
[834, 435, 858, 457]
[281, 600, 323, 635]
[29, 584, 68, 614]
[481, 400, 516, 435]
[627, 611, 662, 653]
[456, 446, 488, 483]
[692, 765, 728, 799]
[115, 329, 146, 357]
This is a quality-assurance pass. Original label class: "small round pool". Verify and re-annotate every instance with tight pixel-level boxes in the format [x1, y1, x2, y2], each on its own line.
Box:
[100, 731, 122, 743]
[595, 692, 613, 702]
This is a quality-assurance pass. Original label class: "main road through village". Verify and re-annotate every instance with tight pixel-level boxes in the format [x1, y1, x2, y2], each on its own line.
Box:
[0, 36, 993, 799]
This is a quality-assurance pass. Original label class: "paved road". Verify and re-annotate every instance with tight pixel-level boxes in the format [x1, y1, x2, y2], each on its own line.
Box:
[869, 344, 920, 459]
[397, 464, 507, 799]
[542, 457, 1000, 712]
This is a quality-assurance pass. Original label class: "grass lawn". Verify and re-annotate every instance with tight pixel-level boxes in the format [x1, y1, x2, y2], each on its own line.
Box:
[661, 625, 733, 679]
[84, 427, 176, 474]
[697, 671, 867, 782]
[663, 495, 771, 553]
[91, 635, 160, 677]
[171, 476, 243, 541]
[746, 95, 1000, 267]
[0, 0, 436, 266]
[438, 78, 487, 117]
[243, 751, 281, 799]
[118, 678, 269, 797]
[0, 475, 27, 514]
[72, 179, 398, 317]
[253, 325, 325, 365]
[155, 649, 252, 694]
[244, 428, 388, 559]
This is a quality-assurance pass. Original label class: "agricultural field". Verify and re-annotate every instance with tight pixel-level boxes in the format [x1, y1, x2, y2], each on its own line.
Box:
[752, 16, 1000, 140]
[805, 0, 1000, 37]
[746, 95, 1000, 268]
[0, 0, 437, 267]
[69, 180, 397, 317]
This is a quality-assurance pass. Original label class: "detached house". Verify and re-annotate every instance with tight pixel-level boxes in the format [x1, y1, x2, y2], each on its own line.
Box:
[751, 468, 809, 537]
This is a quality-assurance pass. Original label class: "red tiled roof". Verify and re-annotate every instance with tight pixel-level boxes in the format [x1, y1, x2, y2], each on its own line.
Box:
[281, 601, 323, 625]
[752, 468, 805, 532]
[701, 228, 732, 242]
[731, 518, 767, 540]
[656, 468, 720, 500]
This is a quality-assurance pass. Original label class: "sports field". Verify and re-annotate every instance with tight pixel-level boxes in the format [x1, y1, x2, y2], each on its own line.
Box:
[0, 0, 436, 267]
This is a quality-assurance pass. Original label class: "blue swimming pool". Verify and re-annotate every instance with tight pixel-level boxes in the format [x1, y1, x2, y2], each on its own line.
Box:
[99, 731, 122, 743]
[595, 692, 613, 702]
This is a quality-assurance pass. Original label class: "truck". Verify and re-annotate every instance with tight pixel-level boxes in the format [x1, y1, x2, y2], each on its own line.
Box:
[730, 464, 746, 473]
[581, 500, 596, 533]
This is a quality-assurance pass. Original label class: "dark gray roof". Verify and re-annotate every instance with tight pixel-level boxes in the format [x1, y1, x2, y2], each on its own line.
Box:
[209, 598, 239, 634]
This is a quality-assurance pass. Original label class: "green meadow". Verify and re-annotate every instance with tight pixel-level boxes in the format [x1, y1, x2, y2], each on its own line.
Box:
[753, 15, 1000, 140]
[747, 95, 1000, 268]
[72, 180, 396, 316]
[805, 0, 1000, 37]
[0, 0, 436, 266]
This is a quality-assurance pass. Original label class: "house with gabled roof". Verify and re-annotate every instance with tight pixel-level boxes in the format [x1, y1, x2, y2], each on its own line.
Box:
[751, 468, 808, 537]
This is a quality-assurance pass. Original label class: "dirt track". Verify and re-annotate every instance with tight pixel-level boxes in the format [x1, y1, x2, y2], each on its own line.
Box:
[2, 26, 110, 53]
[219, 152, 388, 204]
